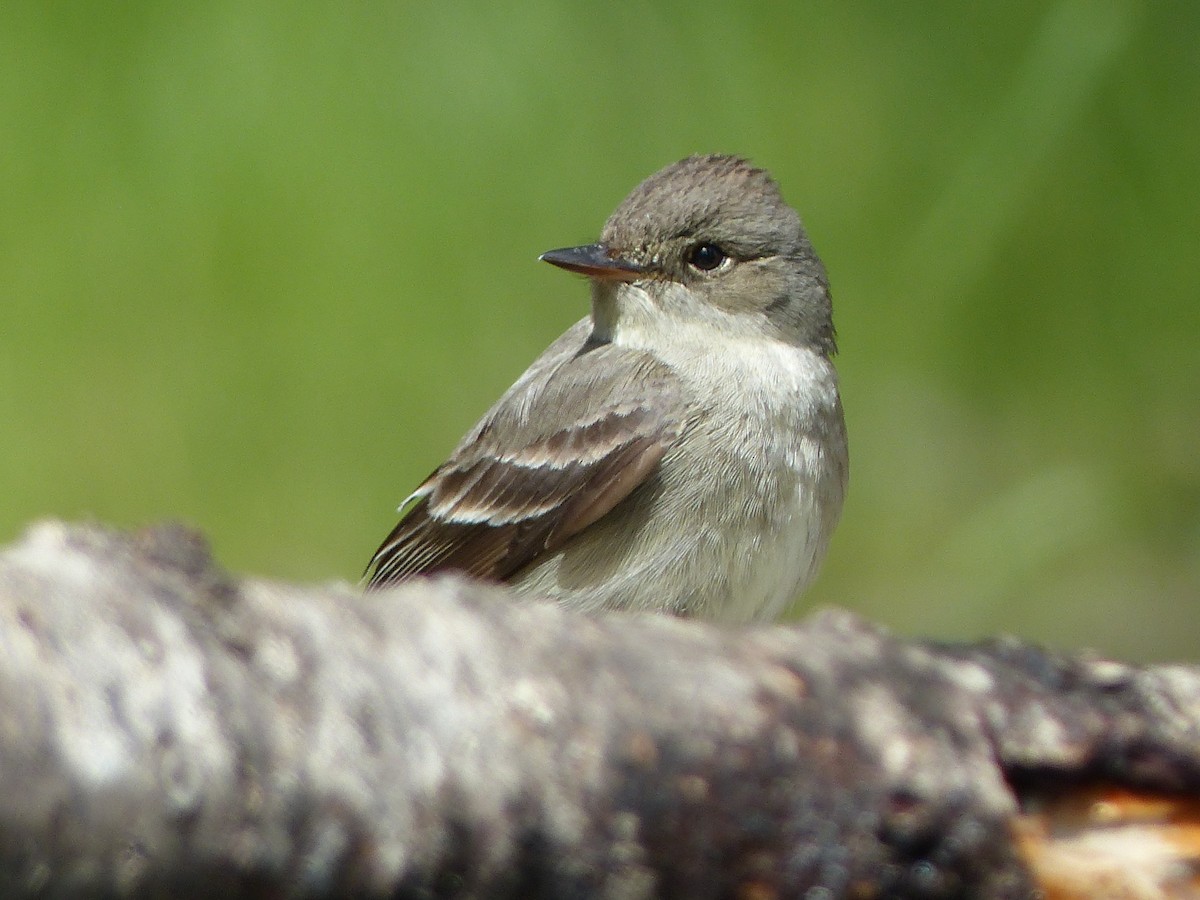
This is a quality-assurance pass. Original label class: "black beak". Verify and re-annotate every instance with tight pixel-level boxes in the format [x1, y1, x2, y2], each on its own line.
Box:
[539, 243, 645, 282]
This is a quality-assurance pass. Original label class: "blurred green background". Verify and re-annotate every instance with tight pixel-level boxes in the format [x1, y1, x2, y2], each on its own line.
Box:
[2, 2, 1196, 660]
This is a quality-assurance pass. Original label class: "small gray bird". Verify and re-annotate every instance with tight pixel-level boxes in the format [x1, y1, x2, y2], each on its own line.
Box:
[367, 155, 847, 623]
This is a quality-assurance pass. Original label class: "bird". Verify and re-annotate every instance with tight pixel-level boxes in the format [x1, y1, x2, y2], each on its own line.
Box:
[366, 154, 847, 623]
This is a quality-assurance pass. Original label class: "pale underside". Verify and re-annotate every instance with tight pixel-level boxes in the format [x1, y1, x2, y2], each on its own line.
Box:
[370, 314, 847, 624]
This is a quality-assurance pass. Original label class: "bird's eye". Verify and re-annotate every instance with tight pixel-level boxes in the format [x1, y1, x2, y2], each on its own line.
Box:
[686, 243, 728, 272]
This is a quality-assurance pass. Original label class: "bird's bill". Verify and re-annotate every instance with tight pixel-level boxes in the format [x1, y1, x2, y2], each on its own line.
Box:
[539, 243, 645, 282]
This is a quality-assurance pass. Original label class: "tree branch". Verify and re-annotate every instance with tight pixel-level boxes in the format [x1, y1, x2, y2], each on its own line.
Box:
[1, 521, 1197, 898]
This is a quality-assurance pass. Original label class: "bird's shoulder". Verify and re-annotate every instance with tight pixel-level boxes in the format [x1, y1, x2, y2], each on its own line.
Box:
[456, 318, 687, 457]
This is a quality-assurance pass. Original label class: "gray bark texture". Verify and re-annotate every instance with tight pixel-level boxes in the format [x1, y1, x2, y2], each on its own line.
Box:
[0, 521, 1198, 898]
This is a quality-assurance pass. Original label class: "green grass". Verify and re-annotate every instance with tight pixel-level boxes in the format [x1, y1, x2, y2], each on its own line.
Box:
[2, 1, 1196, 659]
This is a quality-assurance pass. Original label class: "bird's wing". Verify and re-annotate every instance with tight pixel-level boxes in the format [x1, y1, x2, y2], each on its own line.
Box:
[366, 325, 687, 588]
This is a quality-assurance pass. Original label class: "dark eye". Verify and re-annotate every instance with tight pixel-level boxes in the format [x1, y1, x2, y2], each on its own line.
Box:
[686, 243, 728, 272]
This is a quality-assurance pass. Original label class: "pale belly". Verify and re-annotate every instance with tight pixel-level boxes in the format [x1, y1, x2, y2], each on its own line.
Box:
[513, 335, 846, 623]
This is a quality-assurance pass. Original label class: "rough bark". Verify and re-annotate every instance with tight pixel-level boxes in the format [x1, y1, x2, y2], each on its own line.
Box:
[0, 521, 1197, 898]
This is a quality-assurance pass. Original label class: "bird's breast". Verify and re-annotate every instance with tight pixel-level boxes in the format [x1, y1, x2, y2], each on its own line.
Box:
[653, 333, 846, 622]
